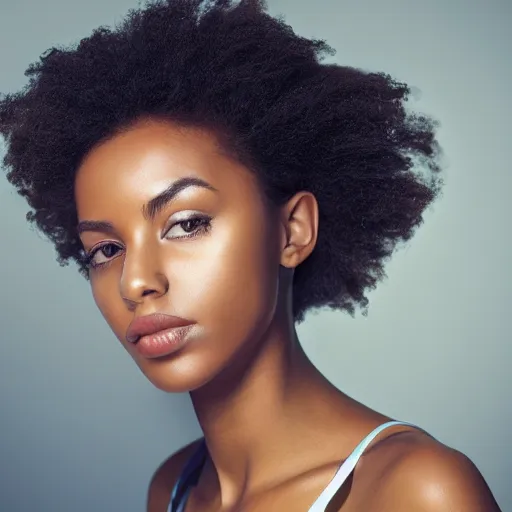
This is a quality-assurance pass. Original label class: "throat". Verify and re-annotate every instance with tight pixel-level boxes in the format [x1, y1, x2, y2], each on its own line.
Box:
[188, 334, 346, 506]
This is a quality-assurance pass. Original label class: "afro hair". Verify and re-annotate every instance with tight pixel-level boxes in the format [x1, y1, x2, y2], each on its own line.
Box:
[0, 0, 442, 323]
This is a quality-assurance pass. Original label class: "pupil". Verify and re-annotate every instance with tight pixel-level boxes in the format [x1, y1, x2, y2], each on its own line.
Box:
[103, 245, 118, 257]
[184, 219, 199, 232]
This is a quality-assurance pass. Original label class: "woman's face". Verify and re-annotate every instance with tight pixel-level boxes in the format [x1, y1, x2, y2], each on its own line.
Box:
[74, 119, 283, 392]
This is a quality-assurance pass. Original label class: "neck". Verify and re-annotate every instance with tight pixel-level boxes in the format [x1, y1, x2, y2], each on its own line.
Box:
[189, 311, 351, 506]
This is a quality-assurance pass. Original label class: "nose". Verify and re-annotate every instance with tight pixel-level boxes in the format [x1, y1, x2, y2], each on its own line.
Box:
[119, 243, 169, 309]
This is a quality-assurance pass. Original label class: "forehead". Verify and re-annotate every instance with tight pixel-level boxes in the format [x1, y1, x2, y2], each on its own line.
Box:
[74, 119, 260, 216]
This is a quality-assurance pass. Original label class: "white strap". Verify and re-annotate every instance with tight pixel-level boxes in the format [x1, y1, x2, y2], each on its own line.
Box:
[307, 420, 418, 511]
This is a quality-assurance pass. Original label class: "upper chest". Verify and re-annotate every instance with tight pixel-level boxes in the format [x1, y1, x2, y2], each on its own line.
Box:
[178, 454, 389, 512]
[166, 427, 429, 512]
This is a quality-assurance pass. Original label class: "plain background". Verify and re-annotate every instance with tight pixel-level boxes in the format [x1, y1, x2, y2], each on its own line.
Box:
[0, 0, 510, 510]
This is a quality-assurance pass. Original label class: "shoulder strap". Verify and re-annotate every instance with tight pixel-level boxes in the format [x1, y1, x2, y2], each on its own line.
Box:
[307, 420, 420, 512]
[168, 440, 207, 512]
[168, 422, 425, 512]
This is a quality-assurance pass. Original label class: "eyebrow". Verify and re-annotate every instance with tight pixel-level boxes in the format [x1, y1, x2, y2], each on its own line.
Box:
[77, 176, 217, 235]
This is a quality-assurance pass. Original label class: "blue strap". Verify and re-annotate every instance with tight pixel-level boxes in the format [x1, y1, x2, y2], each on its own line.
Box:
[168, 421, 422, 512]
[168, 440, 207, 512]
[307, 420, 419, 511]
[175, 486, 193, 512]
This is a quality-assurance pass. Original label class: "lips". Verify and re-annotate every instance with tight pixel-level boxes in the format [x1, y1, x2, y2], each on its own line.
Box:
[126, 313, 195, 344]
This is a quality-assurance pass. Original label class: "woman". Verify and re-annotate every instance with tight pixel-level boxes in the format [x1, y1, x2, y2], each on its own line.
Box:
[0, 0, 500, 510]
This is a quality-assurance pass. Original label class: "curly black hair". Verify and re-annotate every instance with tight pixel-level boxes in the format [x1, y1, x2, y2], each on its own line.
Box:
[0, 0, 442, 323]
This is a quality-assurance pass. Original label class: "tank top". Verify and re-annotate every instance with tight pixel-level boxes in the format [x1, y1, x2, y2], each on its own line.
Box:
[168, 420, 419, 512]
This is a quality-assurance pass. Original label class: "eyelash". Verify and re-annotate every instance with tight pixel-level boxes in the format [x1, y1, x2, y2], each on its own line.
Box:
[84, 214, 212, 270]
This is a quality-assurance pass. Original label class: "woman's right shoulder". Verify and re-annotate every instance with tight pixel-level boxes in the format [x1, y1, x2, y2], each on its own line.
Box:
[146, 438, 204, 512]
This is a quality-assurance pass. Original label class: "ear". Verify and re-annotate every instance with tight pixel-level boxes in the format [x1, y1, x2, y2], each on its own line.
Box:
[280, 191, 319, 269]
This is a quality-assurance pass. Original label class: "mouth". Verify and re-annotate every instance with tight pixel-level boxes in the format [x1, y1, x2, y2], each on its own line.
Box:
[126, 313, 195, 359]
[133, 324, 195, 358]
[126, 313, 194, 342]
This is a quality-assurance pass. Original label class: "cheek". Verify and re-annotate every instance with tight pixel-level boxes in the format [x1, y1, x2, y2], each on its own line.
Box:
[170, 216, 279, 334]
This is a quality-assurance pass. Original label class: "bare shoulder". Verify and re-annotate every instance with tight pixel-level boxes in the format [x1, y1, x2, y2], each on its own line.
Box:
[146, 438, 204, 512]
[363, 429, 501, 511]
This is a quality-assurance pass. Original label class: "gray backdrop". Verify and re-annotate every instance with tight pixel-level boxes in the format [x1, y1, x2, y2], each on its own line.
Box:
[0, 0, 510, 510]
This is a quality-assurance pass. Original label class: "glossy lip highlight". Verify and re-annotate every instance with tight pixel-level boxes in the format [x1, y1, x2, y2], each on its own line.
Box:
[135, 324, 195, 359]
[126, 313, 195, 344]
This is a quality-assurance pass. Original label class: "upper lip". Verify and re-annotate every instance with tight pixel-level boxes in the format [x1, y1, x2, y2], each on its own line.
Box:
[126, 313, 194, 343]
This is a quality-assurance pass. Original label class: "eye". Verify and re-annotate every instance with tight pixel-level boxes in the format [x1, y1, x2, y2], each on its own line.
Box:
[164, 214, 212, 239]
[86, 243, 123, 269]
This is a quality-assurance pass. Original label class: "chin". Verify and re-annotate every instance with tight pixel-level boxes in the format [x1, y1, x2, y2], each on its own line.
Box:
[134, 357, 220, 394]
[147, 374, 214, 394]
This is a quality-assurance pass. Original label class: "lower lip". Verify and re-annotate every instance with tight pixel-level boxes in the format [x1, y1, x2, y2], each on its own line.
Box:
[134, 325, 194, 358]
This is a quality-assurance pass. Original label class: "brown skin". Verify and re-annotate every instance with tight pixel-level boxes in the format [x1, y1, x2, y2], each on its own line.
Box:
[75, 118, 500, 511]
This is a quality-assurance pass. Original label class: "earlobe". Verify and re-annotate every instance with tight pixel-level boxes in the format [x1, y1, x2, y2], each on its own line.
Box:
[280, 191, 319, 269]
